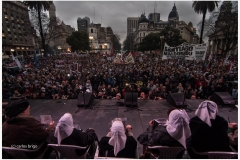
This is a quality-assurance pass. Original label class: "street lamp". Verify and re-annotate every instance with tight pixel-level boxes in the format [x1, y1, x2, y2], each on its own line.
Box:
[160, 36, 164, 55]
[89, 36, 93, 52]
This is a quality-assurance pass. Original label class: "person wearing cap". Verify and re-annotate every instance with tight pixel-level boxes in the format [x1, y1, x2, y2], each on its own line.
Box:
[137, 109, 191, 158]
[2, 99, 55, 158]
[98, 118, 137, 158]
[188, 100, 231, 158]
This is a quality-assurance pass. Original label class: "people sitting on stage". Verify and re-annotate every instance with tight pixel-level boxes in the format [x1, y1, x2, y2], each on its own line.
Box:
[188, 100, 231, 158]
[98, 118, 137, 158]
[47, 113, 98, 158]
[3, 99, 55, 158]
[137, 109, 191, 158]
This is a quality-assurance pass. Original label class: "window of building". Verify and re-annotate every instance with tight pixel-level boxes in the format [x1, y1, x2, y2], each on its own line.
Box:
[16, 47, 20, 49]
[91, 29, 93, 33]
[2, 33, 5, 37]
[143, 33, 145, 36]
[140, 33, 141, 37]
[5, 15, 8, 19]
[7, 28, 10, 31]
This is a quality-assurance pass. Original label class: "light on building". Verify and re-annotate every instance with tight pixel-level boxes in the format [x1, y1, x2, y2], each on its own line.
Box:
[22, 47, 25, 49]
[11, 49, 14, 52]
[89, 36, 93, 40]
[2, 33, 5, 37]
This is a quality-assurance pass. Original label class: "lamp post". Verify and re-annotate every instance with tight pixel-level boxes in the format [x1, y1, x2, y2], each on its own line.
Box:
[160, 36, 164, 56]
[89, 36, 93, 53]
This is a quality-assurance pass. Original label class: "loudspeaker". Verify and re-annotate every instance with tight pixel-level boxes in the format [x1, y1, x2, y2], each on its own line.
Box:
[167, 93, 187, 108]
[124, 92, 138, 107]
[210, 92, 235, 105]
[77, 92, 94, 107]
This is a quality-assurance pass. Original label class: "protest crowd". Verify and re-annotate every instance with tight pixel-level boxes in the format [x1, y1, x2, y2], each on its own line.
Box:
[2, 52, 238, 101]
[2, 52, 238, 159]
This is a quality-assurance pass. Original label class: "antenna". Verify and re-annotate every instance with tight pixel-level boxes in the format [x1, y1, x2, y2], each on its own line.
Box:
[94, 7, 95, 23]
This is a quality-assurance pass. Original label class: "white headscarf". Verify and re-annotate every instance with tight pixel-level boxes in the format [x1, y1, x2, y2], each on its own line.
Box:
[108, 121, 127, 156]
[166, 109, 191, 148]
[195, 100, 218, 127]
[54, 113, 74, 145]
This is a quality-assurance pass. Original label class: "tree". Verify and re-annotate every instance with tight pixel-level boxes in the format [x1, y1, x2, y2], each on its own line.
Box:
[111, 34, 121, 52]
[66, 31, 90, 52]
[138, 26, 186, 52]
[199, 1, 238, 55]
[192, 1, 219, 44]
[23, 1, 53, 57]
[138, 33, 160, 52]
[123, 34, 134, 51]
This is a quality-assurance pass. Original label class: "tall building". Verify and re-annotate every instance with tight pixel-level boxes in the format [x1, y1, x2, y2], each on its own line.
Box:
[47, 2, 75, 53]
[2, 1, 35, 56]
[148, 13, 160, 22]
[88, 23, 114, 54]
[127, 17, 140, 35]
[77, 17, 90, 32]
[49, 2, 56, 19]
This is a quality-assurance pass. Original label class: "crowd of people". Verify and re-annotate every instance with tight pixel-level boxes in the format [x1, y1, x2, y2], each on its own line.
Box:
[2, 52, 238, 101]
[2, 99, 238, 158]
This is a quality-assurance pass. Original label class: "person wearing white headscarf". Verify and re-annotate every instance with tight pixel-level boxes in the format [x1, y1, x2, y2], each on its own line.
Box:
[98, 118, 137, 158]
[137, 109, 191, 158]
[166, 109, 191, 149]
[47, 113, 98, 158]
[188, 100, 231, 159]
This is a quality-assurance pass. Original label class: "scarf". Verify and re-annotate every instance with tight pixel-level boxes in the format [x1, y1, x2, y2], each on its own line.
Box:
[108, 121, 127, 156]
[54, 113, 74, 145]
[195, 100, 218, 127]
[166, 110, 191, 148]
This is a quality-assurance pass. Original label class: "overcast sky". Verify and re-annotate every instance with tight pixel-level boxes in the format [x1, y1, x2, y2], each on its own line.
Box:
[53, 1, 220, 44]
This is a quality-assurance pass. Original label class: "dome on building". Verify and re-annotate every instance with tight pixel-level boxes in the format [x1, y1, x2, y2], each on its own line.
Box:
[138, 13, 149, 23]
[188, 22, 193, 27]
[168, 3, 179, 21]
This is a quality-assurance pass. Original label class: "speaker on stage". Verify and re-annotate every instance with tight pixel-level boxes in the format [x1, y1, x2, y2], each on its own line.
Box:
[124, 92, 138, 107]
[167, 93, 187, 108]
[77, 92, 94, 107]
[210, 92, 235, 105]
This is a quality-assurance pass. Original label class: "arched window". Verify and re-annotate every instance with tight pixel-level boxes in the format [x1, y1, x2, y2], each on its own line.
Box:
[91, 29, 93, 33]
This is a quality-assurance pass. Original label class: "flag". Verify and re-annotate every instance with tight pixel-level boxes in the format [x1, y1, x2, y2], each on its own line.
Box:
[11, 53, 22, 69]
[34, 51, 39, 68]
[124, 52, 135, 64]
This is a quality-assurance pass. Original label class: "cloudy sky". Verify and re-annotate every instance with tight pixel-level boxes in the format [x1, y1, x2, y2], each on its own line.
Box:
[53, 1, 218, 44]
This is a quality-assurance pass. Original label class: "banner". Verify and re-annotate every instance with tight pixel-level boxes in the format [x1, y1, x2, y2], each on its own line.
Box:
[124, 52, 135, 64]
[162, 43, 207, 60]
[55, 60, 65, 68]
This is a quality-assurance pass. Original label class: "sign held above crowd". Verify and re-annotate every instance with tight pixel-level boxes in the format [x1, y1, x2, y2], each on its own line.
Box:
[162, 42, 208, 60]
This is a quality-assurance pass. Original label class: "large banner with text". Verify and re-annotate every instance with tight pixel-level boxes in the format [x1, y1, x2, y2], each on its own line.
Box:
[162, 42, 207, 60]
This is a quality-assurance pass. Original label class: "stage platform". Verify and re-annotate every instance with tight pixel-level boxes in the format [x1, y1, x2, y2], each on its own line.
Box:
[3, 99, 238, 156]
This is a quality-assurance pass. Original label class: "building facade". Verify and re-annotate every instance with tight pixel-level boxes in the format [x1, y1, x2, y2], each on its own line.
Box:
[77, 17, 90, 32]
[47, 2, 75, 53]
[132, 3, 199, 50]
[2, 1, 35, 56]
[88, 23, 113, 54]
[127, 17, 140, 35]
[208, 1, 238, 55]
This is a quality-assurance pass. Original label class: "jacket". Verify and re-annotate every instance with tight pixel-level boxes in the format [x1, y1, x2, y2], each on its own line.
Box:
[189, 115, 231, 152]
[137, 125, 183, 147]
[2, 115, 50, 147]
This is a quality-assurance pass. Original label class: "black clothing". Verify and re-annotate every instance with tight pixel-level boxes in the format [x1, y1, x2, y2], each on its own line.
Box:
[137, 125, 183, 147]
[98, 136, 137, 158]
[47, 128, 98, 157]
[189, 116, 231, 158]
